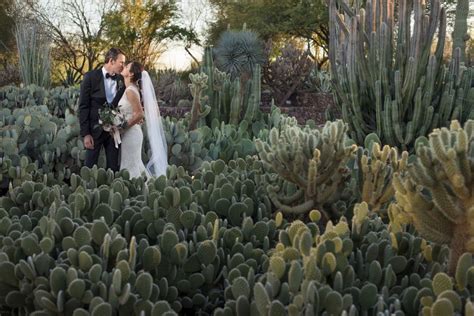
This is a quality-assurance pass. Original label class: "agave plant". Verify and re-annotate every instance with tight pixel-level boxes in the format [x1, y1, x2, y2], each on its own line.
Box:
[213, 29, 265, 80]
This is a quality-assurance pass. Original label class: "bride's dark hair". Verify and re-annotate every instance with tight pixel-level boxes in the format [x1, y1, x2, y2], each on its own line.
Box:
[127, 61, 144, 102]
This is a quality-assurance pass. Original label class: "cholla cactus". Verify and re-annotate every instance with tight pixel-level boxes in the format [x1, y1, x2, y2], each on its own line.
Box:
[392, 120, 474, 274]
[355, 136, 409, 214]
[256, 120, 357, 220]
[188, 73, 211, 130]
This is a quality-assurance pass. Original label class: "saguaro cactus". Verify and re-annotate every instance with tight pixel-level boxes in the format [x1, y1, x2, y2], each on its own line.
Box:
[329, 0, 474, 150]
[391, 120, 474, 274]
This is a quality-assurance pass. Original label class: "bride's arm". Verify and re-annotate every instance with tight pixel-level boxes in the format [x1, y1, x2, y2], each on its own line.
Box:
[124, 89, 144, 128]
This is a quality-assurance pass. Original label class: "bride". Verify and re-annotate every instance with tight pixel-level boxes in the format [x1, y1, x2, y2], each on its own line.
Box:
[117, 61, 168, 178]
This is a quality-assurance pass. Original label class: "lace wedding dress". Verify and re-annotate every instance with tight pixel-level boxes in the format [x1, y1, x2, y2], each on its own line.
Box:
[118, 85, 151, 179]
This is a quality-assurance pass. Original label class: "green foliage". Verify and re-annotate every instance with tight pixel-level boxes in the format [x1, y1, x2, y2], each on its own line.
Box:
[151, 69, 192, 107]
[0, 156, 278, 314]
[353, 141, 408, 215]
[207, 0, 329, 57]
[0, 104, 83, 184]
[199, 47, 263, 128]
[104, 0, 196, 68]
[0, 1, 15, 53]
[0, 85, 80, 117]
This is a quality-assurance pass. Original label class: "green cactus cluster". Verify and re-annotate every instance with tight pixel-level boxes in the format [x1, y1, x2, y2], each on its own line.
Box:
[216, 202, 474, 315]
[391, 120, 474, 274]
[199, 46, 262, 129]
[256, 120, 357, 221]
[0, 84, 80, 117]
[329, 0, 474, 150]
[0, 42, 474, 315]
[157, 116, 209, 172]
[0, 105, 84, 186]
[0, 157, 281, 314]
[203, 120, 256, 162]
[352, 135, 409, 215]
[1, 128, 474, 315]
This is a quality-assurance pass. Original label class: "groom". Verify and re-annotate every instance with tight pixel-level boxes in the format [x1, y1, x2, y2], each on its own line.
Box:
[79, 48, 126, 172]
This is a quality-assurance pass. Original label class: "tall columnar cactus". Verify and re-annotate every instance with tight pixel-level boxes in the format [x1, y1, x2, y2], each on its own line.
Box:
[329, 0, 474, 151]
[391, 120, 474, 274]
[452, 0, 469, 63]
[256, 120, 357, 220]
[200, 46, 262, 128]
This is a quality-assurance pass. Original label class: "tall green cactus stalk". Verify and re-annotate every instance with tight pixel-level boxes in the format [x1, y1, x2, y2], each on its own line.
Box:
[452, 0, 469, 63]
[329, 0, 474, 151]
[243, 64, 261, 123]
[199, 46, 262, 127]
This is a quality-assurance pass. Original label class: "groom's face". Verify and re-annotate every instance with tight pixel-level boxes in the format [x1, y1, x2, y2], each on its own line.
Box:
[111, 54, 126, 74]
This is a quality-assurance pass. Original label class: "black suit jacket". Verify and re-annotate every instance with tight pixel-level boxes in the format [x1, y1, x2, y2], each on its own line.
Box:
[79, 69, 126, 139]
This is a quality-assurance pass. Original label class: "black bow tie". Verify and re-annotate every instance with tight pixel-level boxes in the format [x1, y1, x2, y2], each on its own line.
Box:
[106, 73, 117, 80]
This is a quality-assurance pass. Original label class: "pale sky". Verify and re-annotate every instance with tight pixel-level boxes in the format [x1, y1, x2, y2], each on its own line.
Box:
[156, 44, 203, 70]
[156, 0, 217, 70]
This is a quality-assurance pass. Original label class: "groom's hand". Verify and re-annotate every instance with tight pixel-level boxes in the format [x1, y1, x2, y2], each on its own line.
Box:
[84, 135, 94, 150]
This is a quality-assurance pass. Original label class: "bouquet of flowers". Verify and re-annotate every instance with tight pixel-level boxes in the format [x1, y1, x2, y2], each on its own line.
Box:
[98, 104, 126, 148]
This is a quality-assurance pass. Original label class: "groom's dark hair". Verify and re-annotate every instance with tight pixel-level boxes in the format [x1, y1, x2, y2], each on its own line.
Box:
[104, 48, 125, 63]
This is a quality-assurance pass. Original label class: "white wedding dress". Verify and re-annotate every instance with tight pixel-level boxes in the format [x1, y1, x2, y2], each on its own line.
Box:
[118, 86, 151, 179]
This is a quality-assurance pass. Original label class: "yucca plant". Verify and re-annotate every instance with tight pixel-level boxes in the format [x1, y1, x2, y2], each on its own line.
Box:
[15, 20, 51, 87]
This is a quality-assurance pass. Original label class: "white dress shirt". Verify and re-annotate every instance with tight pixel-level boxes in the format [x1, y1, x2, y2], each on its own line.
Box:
[102, 67, 117, 104]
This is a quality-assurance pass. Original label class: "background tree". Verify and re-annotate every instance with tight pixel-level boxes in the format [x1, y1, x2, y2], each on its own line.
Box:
[0, 0, 15, 57]
[173, 0, 217, 65]
[208, 0, 329, 66]
[0, 0, 19, 86]
[25, 0, 119, 85]
[103, 0, 197, 69]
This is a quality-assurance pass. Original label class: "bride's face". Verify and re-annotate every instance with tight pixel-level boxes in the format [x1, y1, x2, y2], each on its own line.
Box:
[121, 63, 132, 79]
